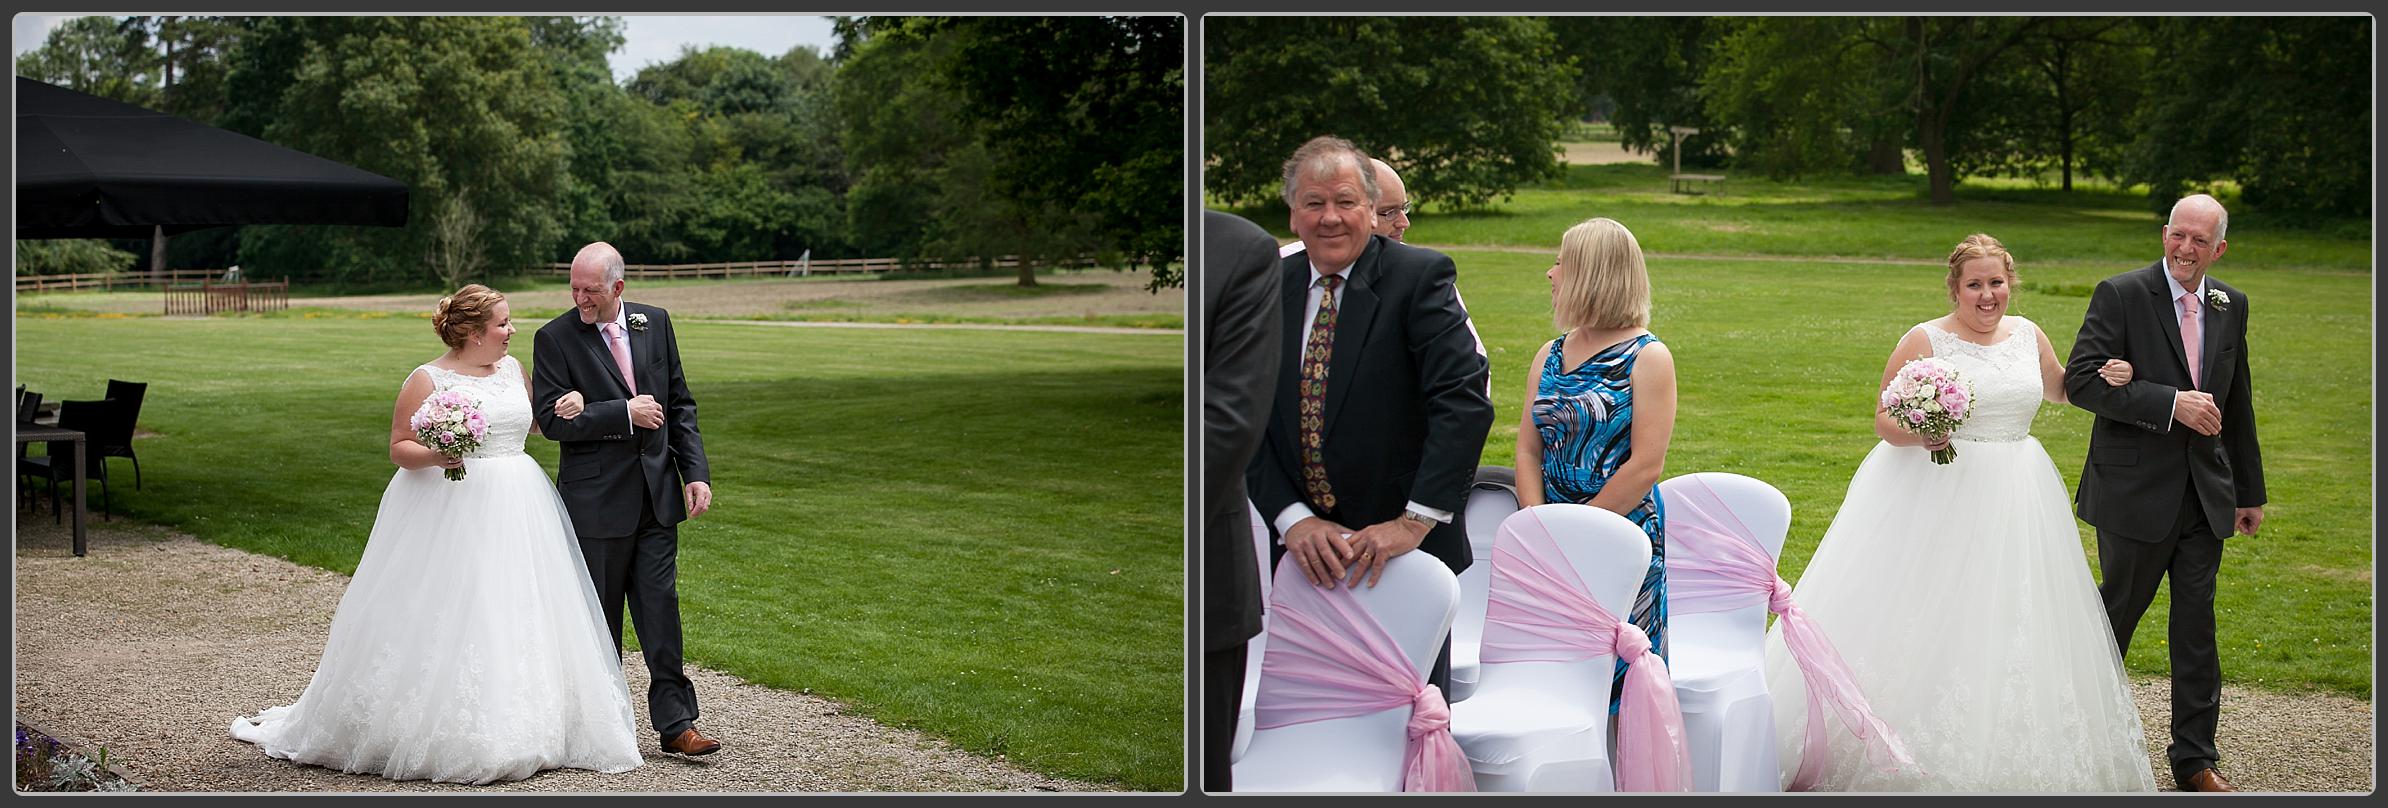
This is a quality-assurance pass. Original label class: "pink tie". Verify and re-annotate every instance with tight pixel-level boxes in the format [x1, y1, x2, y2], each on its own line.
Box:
[2179, 291, 2202, 389]
[602, 322, 637, 395]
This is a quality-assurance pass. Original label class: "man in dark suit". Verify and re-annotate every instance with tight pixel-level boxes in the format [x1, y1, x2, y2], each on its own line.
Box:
[2064, 193, 2265, 793]
[534, 241, 721, 757]
[1246, 136, 1494, 692]
[1201, 210, 1284, 792]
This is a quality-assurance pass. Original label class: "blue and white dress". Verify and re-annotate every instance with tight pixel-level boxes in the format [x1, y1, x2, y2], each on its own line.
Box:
[1532, 331, 1668, 700]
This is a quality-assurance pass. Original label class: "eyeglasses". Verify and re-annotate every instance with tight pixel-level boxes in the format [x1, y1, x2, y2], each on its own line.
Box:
[1376, 202, 1413, 219]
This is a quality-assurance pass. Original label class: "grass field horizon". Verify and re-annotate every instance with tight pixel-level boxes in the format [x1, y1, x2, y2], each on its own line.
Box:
[11, 315, 1185, 790]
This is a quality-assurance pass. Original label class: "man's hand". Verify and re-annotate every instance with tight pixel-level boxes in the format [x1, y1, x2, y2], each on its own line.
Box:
[1345, 514, 1431, 589]
[629, 394, 665, 430]
[2234, 506, 2264, 537]
[554, 390, 585, 420]
[2172, 390, 2221, 436]
[1282, 516, 1357, 589]
[685, 481, 713, 519]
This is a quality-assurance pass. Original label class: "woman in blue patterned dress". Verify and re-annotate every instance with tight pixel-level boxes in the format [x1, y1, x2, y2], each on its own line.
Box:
[1513, 217, 1678, 699]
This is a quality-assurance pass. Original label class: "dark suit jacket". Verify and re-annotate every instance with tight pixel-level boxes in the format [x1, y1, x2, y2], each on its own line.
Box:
[2064, 261, 2264, 541]
[532, 302, 711, 538]
[1246, 235, 1495, 573]
[1203, 211, 1284, 652]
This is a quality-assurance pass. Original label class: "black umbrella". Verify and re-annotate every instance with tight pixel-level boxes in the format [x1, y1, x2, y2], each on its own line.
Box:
[15, 76, 408, 239]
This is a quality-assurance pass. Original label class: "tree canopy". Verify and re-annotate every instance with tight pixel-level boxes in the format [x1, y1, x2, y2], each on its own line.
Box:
[16, 14, 1186, 288]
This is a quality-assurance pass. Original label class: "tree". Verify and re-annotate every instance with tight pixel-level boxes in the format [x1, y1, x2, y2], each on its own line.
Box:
[1205, 17, 1576, 210]
[2123, 17, 2372, 220]
[1546, 17, 1728, 168]
[834, 17, 1033, 272]
[221, 16, 572, 286]
[14, 16, 158, 106]
[928, 16, 1185, 287]
[1702, 17, 1907, 179]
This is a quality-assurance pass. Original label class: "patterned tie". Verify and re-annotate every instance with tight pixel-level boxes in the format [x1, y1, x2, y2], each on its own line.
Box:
[1300, 274, 1342, 512]
[2179, 291, 2202, 389]
[602, 321, 637, 395]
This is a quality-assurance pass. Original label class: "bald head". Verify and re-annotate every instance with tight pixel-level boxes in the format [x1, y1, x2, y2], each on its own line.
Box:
[1370, 158, 1411, 241]
[2161, 193, 2230, 287]
[568, 241, 627, 324]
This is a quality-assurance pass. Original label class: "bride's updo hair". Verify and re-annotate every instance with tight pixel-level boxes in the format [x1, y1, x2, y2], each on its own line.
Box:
[1945, 233, 2016, 300]
[433, 284, 506, 350]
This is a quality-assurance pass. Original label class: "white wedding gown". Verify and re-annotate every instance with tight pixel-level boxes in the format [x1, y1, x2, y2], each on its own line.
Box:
[232, 356, 642, 784]
[1761, 317, 2154, 792]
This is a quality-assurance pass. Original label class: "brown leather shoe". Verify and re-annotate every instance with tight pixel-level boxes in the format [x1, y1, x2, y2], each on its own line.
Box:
[662, 727, 722, 757]
[2184, 768, 2235, 792]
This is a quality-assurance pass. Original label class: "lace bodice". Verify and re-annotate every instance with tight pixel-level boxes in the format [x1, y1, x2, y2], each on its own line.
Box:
[415, 355, 530, 458]
[1918, 317, 2044, 442]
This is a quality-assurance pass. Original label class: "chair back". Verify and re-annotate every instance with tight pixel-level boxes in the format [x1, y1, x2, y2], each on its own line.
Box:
[17, 389, 42, 425]
[1474, 504, 1651, 698]
[1232, 499, 1272, 763]
[1237, 551, 1462, 791]
[103, 380, 147, 430]
[52, 399, 114, 465]
[1660, 472, 1792, 650]
[1449, 466, 1520, 700]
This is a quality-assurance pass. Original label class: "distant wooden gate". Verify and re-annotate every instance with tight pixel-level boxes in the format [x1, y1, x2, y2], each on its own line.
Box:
[163, 281, 289, 316]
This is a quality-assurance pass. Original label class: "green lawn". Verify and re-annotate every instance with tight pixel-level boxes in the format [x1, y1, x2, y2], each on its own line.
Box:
[1222, 162, 2371, 270]
[12, 316, 1184, 790]
[1445, 246, 2371, 698]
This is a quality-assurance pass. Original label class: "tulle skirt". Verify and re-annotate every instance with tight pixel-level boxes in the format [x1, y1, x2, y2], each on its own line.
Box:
[231, 454, 642, 784]
[1762, 437, 2154, 792]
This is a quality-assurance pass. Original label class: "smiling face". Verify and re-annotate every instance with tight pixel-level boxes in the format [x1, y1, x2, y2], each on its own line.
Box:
[569, 261, 623, 325]
[1371, 158, 1410, 241]
[476, 299, 516, 354]
[1948, 256, 2012, 332]
[2163, 200, 2229, 288]
[1288, 157, 1377, 273]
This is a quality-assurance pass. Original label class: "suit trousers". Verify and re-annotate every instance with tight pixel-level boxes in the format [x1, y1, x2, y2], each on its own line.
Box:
[2096, 479, 2224, 787]
[580, 492, 699, 740]
[1202, 642, 1248, 792]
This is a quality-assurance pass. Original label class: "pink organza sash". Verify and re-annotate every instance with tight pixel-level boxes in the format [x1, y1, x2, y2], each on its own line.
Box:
[1664, 477, 1916, 790]
[1252, 561, 1475, 792]
[1478, 507, 1690, 792]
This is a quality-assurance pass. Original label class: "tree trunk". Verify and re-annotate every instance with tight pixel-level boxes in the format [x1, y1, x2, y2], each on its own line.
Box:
[150, 226, 167, 281]
[1015, 257, 1036, 288]
[1921, 121, 1956, 205]
[1866, 130, 1907, 175]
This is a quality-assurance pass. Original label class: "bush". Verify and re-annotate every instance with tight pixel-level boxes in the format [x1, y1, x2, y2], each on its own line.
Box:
[14, 240, 139, 277]
[13, 724, 137, 792]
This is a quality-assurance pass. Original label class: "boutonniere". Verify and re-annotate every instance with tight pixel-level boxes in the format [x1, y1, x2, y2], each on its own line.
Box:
[626, 312, 650, 332]
[2205, 288, 2230, 312]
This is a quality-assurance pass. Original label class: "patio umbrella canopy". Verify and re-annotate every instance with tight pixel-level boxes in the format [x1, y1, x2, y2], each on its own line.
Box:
[15, 76, 409, 239]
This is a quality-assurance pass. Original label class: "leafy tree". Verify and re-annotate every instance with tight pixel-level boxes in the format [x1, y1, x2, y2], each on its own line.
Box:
[1546, 17, 1728, 168]
[1702, 17, 1906, 179]
[1205, 16, 1576, 210]
[14, 16, 158, 106]
[2123, 16, 2372, 220]
[928, 15, 1185, 287]
[1948, 18, 2148, 192]
[833, 17, 1030, 270]
[221, 16, 572, 287]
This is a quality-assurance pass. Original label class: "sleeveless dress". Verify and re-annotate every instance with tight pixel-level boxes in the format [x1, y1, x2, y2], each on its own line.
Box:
[231, 355, 642, 784]
[1760, 317, 2154, 791]
[1532, 331, 1668, 700]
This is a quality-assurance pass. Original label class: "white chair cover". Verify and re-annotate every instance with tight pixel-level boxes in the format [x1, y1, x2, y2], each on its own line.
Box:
[1660, 472, 1790, 792]
[1450, 504, 1660, 792]
[1232, 551, 1465, 791]
[1449, 466, 1521, 703]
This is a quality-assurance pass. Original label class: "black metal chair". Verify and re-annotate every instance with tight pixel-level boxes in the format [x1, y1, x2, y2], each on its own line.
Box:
[102, 379, 147, 489]
[15, 389, 39, 510]
[21, 399, 114, 523]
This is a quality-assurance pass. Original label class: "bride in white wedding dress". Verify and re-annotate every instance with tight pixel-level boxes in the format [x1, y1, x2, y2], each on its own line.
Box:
[232, 285, 641, 784]
[1762, 235, 2156, 792]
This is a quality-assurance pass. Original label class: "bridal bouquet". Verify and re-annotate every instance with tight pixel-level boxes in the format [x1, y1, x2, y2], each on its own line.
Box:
[411, 389, 487, 481]
[1881, 357, 1972, 465]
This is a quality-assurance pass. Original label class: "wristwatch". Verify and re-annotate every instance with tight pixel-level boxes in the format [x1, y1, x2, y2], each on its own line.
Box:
[1400, 510, 1437, 529]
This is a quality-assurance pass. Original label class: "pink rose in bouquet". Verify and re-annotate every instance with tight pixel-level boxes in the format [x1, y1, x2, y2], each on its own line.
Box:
[409, 389, 487, 481]
[1881, 357, 1973, 464]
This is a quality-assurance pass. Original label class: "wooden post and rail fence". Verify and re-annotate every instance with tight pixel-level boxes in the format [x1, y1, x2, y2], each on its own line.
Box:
[15, 254, 1116, 314]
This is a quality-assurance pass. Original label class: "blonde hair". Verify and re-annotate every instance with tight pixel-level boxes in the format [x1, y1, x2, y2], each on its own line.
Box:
[1944, 233, 2016, 300]
[432, 284, 505, 349]
[1552, 217, 1651, 332]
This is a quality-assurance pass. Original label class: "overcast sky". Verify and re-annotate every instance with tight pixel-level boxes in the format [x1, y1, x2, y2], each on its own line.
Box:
[13, 14, 841, 85]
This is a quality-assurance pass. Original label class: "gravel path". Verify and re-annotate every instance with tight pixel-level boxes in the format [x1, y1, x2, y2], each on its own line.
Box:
[11, 519, 1111, 793]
